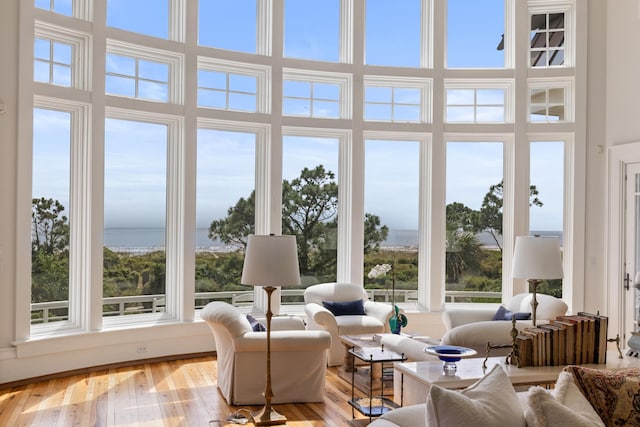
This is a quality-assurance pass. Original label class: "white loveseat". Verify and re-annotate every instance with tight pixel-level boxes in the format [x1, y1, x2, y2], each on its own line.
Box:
[304, 282, 393, 366]
[201, 301, 331, 405]
[440, 293, 569, 355]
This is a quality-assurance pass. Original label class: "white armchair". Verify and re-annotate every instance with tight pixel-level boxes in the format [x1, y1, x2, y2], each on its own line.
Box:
[201, 301, 331, 405]
[441, 293, 569, 355]
[303, 282, 394, 366]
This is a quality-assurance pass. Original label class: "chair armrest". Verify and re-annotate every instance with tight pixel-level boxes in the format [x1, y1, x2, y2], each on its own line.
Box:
[364, 300, 394, 324]
[304, 302, 338, 332]
[234, 330, 331, 352]
[442, 308, 497, 330]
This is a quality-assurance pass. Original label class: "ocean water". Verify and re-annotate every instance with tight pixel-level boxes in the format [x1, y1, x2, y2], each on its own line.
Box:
[103, 228, 563, 252]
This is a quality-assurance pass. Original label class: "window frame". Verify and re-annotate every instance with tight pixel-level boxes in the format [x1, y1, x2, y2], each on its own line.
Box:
[282, 68, 352, 120]
[197, 57, 271, 114]
[444, 79, 515, 124]
[528, 0, 575, 68]
[105, 40, 184, 105]
[363, 75, 431, 123]
[34, 21, 91, 90]
[528, 77, 574, 123]
[15, 0, 584, 345]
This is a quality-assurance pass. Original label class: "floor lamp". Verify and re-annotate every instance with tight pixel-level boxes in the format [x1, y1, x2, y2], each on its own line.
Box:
[241, 234, 300, 426]
[512, 235, 564, 326]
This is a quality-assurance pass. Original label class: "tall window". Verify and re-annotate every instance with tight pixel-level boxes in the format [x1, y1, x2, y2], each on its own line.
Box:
[196, 128, 256, 308]
[31, 108, 72, 324]
[22, 0, 581, 333]
[530, 141, 565, 297]
[446, 142, 504, 302]
[364, 139, 420, 301]
[103, 118, 167, 318]
[283, 135, 339, 284]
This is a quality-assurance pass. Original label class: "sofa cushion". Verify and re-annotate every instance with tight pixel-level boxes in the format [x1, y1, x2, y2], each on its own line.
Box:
[564, 365, 640, 426]
[322, 299, 366, 316]
[246, 314, 266, 332]
[425, 364, 526, 427]
[525, 371, 604, 427]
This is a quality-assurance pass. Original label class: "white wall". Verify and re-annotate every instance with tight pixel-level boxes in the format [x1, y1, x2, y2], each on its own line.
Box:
[0, 0, 19, 371]
[607, 1, 640, 145]
[0, 0, 627, 384]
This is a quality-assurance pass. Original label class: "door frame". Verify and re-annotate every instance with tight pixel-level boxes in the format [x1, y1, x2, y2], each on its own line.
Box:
[607, 142, 640, 344]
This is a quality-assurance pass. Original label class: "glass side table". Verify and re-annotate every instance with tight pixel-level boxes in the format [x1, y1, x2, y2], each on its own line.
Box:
[347, 345, 406, 423]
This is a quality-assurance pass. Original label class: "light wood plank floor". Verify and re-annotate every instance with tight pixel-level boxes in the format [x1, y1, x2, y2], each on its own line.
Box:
[0, 355, 382, 426]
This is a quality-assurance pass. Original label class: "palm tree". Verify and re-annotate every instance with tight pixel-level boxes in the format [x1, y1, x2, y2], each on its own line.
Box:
[445, 229, 485, 284]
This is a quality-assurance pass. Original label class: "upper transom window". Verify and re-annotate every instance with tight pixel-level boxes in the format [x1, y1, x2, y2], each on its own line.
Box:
[530, 12, 565, 67]
[105, 40, 184, 104]
[445, 81, 514, 123]
[282, 69, 351, 119]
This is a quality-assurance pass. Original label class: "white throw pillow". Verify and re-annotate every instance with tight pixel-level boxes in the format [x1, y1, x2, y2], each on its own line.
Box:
[525, 371, 604, 427]
[425, 364, 526, 427]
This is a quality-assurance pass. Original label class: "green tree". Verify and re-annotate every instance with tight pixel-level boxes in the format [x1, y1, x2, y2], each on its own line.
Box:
[31, 198, 70, 307]
[446, 181, 543, 252]
[208, 165, 388, 278]
[208, 191, 255, 248]
[282, 166, 339, 274]
[32, 197, 69, 255]
[445, 229, 485, 284]
[364, 213, 389, 253]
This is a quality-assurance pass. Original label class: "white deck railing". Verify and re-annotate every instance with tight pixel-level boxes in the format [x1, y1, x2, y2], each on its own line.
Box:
[30, 289, 501, 323]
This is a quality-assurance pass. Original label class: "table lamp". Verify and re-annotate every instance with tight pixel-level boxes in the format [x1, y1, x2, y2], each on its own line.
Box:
[241, 234, 300, 426]
[512, 235, 564, 326]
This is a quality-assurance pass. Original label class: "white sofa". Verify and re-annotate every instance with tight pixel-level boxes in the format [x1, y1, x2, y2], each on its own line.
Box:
[368, 364, 606, 427]
[304, 282, 393, 366]
[201, 301, 331, 405]
[440, 293, 569, 355]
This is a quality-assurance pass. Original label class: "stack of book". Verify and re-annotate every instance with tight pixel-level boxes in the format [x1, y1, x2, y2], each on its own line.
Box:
[515, 312, 608, 367]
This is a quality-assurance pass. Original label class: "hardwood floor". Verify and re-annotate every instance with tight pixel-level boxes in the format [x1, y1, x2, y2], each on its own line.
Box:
[0, 355, 381, 426]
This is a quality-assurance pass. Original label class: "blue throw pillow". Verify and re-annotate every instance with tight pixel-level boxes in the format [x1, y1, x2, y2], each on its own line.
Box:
[322, 299, 366, 316]
[246, 314, 266, 331]
[492, 305, 509, 320]
[493, 305, 531, 321]
[504, 311, 531, 321]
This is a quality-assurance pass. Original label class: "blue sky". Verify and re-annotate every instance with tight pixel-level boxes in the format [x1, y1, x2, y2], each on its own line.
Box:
[32, 0, 563, 233]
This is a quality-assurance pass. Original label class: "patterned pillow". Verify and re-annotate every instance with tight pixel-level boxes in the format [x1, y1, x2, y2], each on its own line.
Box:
[563, 365, 640, 427]
[246, 314, 266, 332]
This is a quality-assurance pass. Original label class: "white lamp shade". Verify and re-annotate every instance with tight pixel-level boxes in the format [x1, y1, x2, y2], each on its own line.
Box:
[512, 235, 564, 280]
[241, 234, 301, 287]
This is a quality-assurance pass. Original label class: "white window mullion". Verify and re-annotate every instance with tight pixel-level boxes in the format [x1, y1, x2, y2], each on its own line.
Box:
[165, 116, 186, 320]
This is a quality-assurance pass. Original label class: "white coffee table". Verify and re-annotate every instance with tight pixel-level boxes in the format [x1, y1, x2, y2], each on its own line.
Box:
[394, 349, 640, 406]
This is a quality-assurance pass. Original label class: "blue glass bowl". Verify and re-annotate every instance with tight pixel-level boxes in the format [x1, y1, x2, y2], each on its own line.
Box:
[424, 345, 477, 362]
